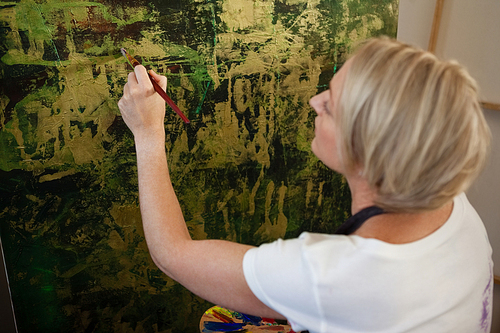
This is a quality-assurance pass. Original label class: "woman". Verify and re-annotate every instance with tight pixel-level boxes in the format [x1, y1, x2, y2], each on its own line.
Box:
[118, 37, 492, 332]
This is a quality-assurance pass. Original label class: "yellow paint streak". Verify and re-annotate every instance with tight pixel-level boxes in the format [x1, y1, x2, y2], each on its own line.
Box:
[305, 178, 313, 207]
[108, 230, 126, 251]
[109, 204, 142, 229]
[220, 0, 274, 32]
[248, 166, 265, 215]
[318, 180, 324, 206]
[255, 181, 288, 241]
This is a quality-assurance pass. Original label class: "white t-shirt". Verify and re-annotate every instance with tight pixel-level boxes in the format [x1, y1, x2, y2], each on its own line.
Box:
[243, 193, 493, 333]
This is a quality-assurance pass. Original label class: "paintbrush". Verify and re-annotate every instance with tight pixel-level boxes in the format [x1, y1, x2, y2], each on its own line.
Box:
[121, 48, 190, 124]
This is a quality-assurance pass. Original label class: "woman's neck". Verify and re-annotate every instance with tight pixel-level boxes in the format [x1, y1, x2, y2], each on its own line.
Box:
[345, 171, 453, 244]
[345, 172, 378, 215]
[351, 202, 453, 244]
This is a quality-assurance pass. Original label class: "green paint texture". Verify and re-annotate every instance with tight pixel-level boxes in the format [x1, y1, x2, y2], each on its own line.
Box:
[0, 0, 398, 332]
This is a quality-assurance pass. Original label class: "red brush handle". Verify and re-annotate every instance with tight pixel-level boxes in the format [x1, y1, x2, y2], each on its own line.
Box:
[149, 74, 190, 124]
[122, 48, 190, 124]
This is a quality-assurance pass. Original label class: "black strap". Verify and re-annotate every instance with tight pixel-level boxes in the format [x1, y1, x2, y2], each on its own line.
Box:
[334, 206, 385, 235]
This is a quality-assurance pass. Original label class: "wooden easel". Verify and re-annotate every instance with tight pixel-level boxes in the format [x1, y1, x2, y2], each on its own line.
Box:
[428, 0, 500, 111]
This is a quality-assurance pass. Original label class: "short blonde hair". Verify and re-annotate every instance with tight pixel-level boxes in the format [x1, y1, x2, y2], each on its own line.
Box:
[339, 37, 490, 212]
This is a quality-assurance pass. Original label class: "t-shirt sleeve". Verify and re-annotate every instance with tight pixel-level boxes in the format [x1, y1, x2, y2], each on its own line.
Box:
[242, 235, 321, 331]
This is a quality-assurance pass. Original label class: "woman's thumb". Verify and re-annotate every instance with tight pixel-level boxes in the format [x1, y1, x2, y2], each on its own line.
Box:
[148, 69, 167, 90]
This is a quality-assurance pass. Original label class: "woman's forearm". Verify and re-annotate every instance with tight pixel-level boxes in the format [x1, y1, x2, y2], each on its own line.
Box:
[134, 133, 191, 277]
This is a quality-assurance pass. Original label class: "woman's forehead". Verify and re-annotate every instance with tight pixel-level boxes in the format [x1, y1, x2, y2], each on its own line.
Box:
[329, 58, 354, 97]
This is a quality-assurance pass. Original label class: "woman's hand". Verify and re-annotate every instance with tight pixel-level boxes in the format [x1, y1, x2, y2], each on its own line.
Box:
[118, 66, 167, 141]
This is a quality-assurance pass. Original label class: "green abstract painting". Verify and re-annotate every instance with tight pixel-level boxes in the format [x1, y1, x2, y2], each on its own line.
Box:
[0, 0, 398, 332]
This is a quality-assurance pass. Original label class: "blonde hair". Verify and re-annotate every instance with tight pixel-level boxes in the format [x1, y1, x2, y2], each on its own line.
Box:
[339, 37, 490, 212]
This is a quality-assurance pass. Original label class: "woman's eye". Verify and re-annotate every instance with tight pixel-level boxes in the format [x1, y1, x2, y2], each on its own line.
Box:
[323, 102, 330, 113]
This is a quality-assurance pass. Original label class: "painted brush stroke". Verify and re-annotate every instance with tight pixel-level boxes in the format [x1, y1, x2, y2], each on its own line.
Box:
[0, 0, 398, 331]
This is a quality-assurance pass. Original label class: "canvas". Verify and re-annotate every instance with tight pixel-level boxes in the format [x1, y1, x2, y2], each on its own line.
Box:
[0, 0, 398, 332]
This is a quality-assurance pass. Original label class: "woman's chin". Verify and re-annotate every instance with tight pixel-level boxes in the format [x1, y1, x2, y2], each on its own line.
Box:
[311, 138, 319, 157]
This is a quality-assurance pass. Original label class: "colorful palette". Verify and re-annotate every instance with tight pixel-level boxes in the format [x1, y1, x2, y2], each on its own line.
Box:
[200, 306, 296, 333]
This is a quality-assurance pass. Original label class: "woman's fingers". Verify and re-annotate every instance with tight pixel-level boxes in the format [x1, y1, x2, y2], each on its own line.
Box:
[127, 71, 139, 86]
[118, 66, 168, 137]
[148, 69, 167, 90]
[133, 65, 152, 88]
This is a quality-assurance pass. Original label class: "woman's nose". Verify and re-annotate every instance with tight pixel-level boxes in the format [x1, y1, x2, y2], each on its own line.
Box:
[309, 91, 327, 115]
